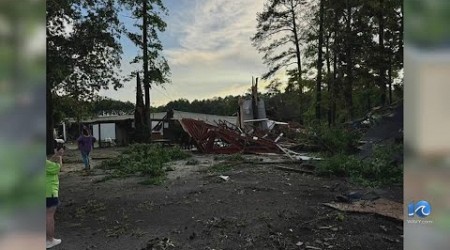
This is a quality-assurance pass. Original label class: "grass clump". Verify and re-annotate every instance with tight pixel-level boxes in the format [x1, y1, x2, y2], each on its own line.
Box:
[209, 162, 234, 173]
[99, 144, 190, 183]
[213, 154, 245, 162]
[186, 159, 200, 165]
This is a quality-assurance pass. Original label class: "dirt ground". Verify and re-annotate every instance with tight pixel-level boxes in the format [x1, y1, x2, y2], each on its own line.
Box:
[53, 147, 403, 250]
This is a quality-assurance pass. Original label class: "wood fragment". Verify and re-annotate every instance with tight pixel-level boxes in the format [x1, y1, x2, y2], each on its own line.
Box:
[274, 166, 314, 174]
[323, 198, 403, 221]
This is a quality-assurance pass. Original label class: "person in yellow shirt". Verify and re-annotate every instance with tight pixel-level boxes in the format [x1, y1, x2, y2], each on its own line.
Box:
[46, 147, 64, 249]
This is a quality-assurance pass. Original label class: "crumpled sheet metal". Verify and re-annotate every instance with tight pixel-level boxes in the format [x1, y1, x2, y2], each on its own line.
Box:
[179, 118, 281, 154]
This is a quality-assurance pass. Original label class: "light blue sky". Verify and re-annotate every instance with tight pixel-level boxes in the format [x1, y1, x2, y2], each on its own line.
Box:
[99, 0, 277, 106]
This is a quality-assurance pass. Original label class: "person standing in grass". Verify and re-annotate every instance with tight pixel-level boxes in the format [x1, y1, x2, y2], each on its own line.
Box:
[46, 147, 64, 249]
[77, 127, 96, 170]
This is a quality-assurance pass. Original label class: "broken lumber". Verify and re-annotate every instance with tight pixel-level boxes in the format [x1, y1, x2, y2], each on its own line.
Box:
[323, 198, 403, 221]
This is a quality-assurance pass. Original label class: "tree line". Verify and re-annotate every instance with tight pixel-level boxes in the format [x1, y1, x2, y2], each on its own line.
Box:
[47, 0, 169, 153]
[252, 0, 403, 125]
[47, 0, 403, 153]
[53, 95, 135, 123]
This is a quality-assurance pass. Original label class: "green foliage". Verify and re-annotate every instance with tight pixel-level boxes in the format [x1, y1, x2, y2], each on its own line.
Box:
[53, 94, 93, 124]
[317, 144, 403, 187]
[47, 0, 123, 96]
[47, 0, 123, 152]
[335, 212, 346, 222]
[317, 154, 360, 177]
[312, 126, 362, 155]
[119, 0, 170, 85]
[99, 144, 190, 181]
[92, 97, 135, 116]
[251, 0, 305, 82]
[153, 95, 241, 116]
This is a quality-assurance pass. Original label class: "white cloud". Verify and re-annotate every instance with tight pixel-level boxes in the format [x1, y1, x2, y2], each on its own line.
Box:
[108, 0, 277, 106]
[165, 0, 265, 67]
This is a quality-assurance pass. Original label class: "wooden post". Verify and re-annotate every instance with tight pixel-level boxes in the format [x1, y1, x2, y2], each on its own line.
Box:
[252, 77, 258, 120]
[98, 123, 102, 148]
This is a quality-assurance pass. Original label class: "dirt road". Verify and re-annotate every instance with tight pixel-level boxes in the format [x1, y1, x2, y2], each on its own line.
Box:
[53, 148, 403, 250]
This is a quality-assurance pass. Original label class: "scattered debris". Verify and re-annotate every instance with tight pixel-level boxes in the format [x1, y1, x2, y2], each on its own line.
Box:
[296, 155, 322, 161]
[335, 191, 380, 203]
[219, 175, 230, 182]
[141, 237, 175, 250]
[323, 198, 403, 221]
[179, 118, 281, 154]
[277, 144, 322, 161]
[305, 246, 322, 250]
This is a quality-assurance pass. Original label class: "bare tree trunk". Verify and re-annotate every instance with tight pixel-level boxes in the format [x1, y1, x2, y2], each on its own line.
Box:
[289, 0, 303, 123]
[331, 6, 339, 126]
[135, 73, 145, 142]
[316, 0, 324, 121]
[388, 51, 393, 104]
[378, 0, 386, 106]
[345, 0, 354, 120]
[332, 54, 337, 126]
[142, 0, 151, 142]
[326, 33, 332, 127]
[289, 0, 302, 93]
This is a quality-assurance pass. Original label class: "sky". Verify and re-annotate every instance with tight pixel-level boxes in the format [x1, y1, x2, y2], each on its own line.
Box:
[99, 0, 280, 106]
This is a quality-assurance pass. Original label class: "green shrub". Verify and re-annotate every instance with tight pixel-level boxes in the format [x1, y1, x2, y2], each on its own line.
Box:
[99, 144, 190, 181]
[317, 154, 360, 177]
[317, 144, 403, 187]
[312, 126, 362, 155]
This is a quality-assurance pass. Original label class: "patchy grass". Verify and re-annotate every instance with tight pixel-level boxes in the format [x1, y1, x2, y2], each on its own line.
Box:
[213, 154, 245, 162]
[186, 159, 200, 165]
[206, 154, 245, 173]
[226, 154, 245, 162]
[209, 162, 234, 173]
[98, 144, 190, 183]
[74, 199, 107, 220]
[138, 175, 166, 186]
[317, 144, 403, 187]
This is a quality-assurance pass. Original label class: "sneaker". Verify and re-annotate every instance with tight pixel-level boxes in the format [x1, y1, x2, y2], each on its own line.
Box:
[46, 238, 61, 248]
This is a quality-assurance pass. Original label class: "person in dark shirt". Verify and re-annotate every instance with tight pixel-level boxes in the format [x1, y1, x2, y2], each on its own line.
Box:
[76, 127, 96, 170]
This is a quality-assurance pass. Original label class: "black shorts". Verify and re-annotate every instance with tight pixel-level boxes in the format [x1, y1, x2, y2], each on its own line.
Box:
[46, 197, 59, 208]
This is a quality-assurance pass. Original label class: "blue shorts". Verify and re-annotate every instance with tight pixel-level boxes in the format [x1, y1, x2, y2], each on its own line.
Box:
[46, 197, 59, 208]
